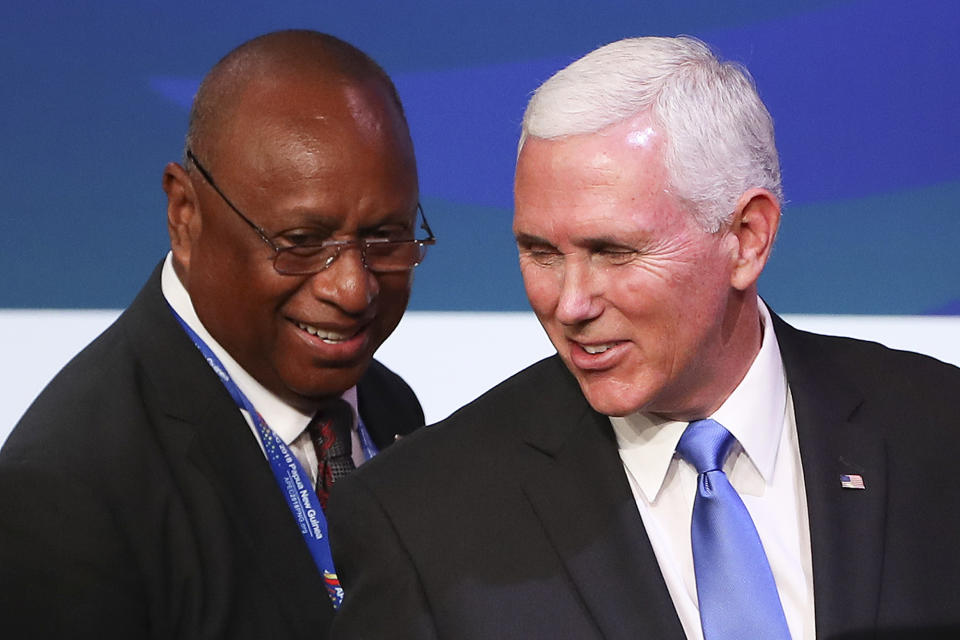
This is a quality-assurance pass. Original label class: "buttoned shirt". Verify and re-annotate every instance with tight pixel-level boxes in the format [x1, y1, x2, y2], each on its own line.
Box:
[610, 301, 815, 640]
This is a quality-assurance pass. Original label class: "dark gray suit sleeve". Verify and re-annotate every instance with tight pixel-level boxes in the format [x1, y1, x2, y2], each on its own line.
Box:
[329, 472, 439, 640]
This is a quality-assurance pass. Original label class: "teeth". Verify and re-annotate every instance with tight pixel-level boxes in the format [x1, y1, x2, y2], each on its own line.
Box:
[583, 343, 615, 354]
[296, 322, 353, 343]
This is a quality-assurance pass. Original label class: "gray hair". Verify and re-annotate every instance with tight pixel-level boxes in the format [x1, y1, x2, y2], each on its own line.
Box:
[520, 36, 782, 232]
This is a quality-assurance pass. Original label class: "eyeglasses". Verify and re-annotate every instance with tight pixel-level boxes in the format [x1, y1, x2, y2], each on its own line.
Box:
[185, 149, 436, 275]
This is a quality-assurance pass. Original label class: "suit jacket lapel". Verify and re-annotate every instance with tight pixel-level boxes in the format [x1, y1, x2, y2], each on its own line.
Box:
[774, 315, 887, 638]
[517, 358, 686, 640]
[128, 266, 334, 634]
[180, 400, 335, 635]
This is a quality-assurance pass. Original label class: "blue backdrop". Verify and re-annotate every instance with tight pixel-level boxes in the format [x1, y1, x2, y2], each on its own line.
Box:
[2, 0, 957, 314]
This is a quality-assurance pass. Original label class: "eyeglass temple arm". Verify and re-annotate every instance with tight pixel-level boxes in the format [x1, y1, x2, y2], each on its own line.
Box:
[418, 205, 436, 242]
[185, 148, 275, 246]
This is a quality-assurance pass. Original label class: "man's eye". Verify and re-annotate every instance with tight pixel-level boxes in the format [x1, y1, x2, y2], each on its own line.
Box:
[523, 248, 563, 267]
[597, 248, 636, 266]
[365, 227, 411, 242]
[276, 230, 326, 247]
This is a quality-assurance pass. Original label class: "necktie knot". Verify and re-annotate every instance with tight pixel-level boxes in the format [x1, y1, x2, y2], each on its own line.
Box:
[315, 398, 354, 456]
[676, 418, 736, 474]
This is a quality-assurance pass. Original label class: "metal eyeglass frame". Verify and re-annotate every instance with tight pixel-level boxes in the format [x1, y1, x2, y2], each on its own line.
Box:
[185, 148, 435, 275]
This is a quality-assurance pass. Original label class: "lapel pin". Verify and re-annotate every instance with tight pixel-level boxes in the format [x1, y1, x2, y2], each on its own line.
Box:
[840, 474, 865, 490]
[394, 433, 403, 441]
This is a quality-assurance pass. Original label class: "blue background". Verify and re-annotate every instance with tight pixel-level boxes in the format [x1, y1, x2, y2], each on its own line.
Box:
[2, 0, 957, 314]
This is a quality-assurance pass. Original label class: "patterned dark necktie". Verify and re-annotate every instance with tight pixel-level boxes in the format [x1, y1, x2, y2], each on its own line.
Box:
[676, 418, 791, 640]
[307, 398, 356, 510]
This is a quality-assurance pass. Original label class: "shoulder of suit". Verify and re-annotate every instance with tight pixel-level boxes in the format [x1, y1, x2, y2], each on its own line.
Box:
[361, 358, 409, 388]
[334, 357, 580, 502]
[365, 355, 578, 462]
[440, 354, 576, 424]
[781, 318, 959, 377]
[3, 263, 216, 464]
[776, 316, 960, 431]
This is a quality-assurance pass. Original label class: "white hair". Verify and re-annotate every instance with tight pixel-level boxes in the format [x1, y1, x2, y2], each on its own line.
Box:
[520, 36, 782, 232]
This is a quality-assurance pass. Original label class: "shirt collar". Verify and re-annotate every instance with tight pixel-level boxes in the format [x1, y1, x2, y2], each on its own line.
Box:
[160, 252, 358, 445]
[610, 300, 787, 502]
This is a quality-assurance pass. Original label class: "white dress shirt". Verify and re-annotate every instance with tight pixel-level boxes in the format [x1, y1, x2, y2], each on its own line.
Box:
[160, 253, 365, 486]
[610, 301, 815, 640]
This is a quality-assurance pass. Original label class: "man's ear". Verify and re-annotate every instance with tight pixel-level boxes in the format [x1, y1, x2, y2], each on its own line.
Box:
[728, 188, 780, 291]
[163, 162, 201, 276]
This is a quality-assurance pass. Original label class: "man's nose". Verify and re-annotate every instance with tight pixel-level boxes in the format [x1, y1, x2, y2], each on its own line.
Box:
[555, 257, 603, 325]
[307, 245, 378, 314]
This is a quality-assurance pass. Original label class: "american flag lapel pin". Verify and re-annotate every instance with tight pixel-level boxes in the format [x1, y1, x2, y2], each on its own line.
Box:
[840, 474, 866, 490]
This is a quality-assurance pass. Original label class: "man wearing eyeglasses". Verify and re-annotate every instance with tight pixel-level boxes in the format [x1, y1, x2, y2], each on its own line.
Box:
[0, 30, 432, 639]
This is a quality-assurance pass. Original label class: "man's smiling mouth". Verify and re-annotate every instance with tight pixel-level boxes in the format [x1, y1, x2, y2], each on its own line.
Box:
[582, 342, 617, 354]
[295, 321, 360, 344]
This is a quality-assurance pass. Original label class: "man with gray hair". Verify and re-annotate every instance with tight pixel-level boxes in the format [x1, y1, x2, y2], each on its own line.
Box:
[329, 37, 960, 639]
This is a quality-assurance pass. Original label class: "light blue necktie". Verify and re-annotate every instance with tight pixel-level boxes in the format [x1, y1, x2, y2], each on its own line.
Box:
[676, 419, 792, 640]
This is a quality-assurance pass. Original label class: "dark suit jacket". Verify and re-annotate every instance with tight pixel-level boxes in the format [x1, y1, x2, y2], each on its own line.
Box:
[0, 263, 424, 640]
[328, 313, 960, 639]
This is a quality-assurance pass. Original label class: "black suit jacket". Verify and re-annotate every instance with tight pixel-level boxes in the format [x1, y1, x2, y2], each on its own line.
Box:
[328, 313, 960, 639]
[0, 263, 424, 639]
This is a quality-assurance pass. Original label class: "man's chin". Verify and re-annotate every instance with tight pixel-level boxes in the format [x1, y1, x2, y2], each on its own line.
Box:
[575, 375, 654, 418]
[278, 367, 368, 407]
[579, 387, 642, 418]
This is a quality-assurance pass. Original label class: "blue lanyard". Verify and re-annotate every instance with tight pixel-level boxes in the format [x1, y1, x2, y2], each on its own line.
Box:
[170, 305, 377, 608]
[356, 413, 379, 461]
